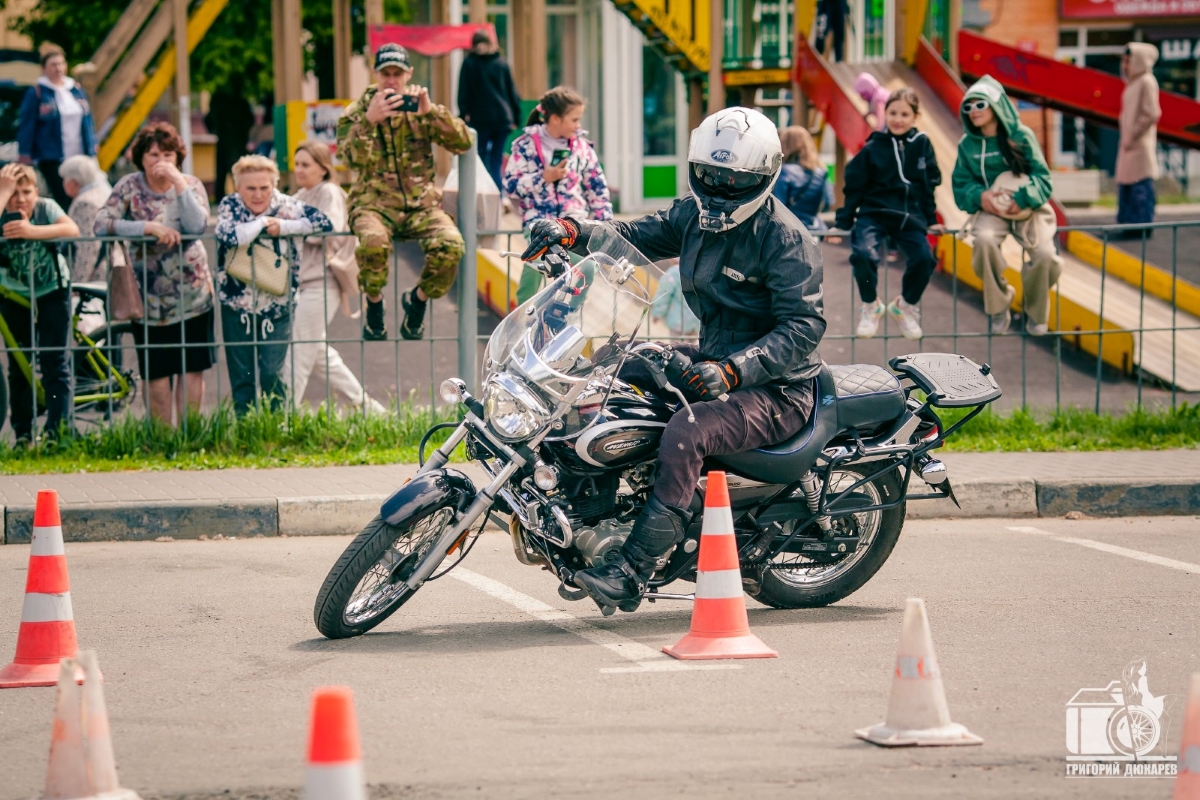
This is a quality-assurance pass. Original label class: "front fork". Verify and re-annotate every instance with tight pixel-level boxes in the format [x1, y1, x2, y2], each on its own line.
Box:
[404, 376, 593, 592]
[402, 416, 522, 592]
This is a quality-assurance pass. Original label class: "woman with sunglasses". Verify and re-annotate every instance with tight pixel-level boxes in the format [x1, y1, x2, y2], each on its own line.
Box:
[952, 76, 1060, 336]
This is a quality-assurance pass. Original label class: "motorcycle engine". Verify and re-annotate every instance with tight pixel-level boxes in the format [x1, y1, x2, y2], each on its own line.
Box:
[573, 519, 633, 568]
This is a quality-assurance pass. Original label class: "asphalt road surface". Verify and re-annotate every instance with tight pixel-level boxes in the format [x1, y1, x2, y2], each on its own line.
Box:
[3, 515, 1198, 799]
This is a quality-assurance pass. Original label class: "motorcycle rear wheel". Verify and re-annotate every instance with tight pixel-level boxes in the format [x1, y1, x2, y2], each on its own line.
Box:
[751, 465, 905, 609]
[313, 506, 455, 639]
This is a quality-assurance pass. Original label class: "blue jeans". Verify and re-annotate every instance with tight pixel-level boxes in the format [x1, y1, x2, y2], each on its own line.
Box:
[477, 126, 511, 191]
[849, 215, 937, 305]
[221, 304, 292, 415]
[1117, 178, 1156, 236]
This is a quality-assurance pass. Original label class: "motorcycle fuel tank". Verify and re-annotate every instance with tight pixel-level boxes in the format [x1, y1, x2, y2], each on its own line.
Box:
[547, 399, 673, 470]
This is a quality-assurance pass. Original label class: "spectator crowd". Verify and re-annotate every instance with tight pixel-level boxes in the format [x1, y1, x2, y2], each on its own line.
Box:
[0, 32, 1159, 443]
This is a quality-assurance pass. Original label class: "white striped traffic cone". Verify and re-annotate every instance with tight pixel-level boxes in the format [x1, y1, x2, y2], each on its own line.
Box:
[663, 471, 777, 660]
[1173, 674, 1200, 799]
[1, 490, 85, 688]
[855, 598, 982, 746]
[304, 686, 366, 800]
[42, 651, 139, 800]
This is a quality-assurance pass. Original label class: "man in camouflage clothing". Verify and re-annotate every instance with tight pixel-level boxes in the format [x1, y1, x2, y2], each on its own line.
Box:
[338, 44, 474, 340]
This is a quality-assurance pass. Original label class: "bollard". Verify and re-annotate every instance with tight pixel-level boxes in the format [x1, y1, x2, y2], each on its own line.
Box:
[457, 130, 479, 395]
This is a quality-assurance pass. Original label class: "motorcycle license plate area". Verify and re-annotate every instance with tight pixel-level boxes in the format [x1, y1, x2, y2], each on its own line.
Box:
[888, 353, 1002, 408]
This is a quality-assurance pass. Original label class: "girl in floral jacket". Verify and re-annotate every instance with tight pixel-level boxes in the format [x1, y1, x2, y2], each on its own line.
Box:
[503, 86, 612, 303]
[214, 155, 331, 415]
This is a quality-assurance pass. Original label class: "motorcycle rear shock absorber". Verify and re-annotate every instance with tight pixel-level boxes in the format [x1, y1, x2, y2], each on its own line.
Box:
[801, 471, 834, 537]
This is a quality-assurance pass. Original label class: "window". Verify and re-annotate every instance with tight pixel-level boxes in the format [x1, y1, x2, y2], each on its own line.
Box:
[643, 47, 676, 157]
[547, 3, 579, 89]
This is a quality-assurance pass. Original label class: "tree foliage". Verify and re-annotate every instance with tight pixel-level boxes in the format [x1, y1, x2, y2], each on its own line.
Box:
[0, 0, 412, 103]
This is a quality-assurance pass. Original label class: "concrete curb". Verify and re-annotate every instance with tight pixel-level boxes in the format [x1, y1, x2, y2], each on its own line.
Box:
[906, 478, 1039, 519]
[277, 494, 386, 537]
[0, 477, 1196, 543]
[4, 498, 278, 544]
[1036, 479, 1200, 518]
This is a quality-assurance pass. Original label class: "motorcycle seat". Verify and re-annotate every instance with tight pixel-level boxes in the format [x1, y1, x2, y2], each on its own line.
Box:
[830, 363, 905, 433]
[713, 367, 840, 483]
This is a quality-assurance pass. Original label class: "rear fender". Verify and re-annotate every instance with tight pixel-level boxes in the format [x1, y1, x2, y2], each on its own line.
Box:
[381, 468, 477, 526]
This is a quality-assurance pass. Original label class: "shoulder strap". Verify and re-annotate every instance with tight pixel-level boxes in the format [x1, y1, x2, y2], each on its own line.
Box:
[531, 133, 546, 167]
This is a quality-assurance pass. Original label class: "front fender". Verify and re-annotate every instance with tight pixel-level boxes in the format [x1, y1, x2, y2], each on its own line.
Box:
[381, 468, 477, 526]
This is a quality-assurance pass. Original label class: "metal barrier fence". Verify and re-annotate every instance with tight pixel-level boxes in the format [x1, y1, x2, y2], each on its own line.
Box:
[1, 190, 1198, 443]
[477, 219, 1200, 415]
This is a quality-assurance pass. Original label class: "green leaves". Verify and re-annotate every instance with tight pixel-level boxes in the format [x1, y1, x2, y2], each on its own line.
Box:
[2, 0, 413, 104]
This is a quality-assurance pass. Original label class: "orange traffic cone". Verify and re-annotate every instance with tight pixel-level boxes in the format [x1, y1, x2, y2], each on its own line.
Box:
[43, 651, 140, 799]
[1, 490, 85, 689]
[305, 687, 366, 800]
[663, 471, 777, 660]
[1173, 674, 1200, 799]
[856, 598, 982, 746]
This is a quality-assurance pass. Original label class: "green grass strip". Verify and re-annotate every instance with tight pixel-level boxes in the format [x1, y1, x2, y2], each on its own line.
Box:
[1, 402, 1197, 475]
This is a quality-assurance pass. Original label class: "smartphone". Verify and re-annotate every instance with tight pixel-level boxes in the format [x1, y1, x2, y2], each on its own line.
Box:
[388, 92, 419, 113]
[550, 149, 571, 167]
[0, 210, 20, 226]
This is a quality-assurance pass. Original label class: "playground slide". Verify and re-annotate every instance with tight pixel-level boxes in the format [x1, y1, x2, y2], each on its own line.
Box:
[958, 30, 1200, 150]
[793, 37, 1200, 390]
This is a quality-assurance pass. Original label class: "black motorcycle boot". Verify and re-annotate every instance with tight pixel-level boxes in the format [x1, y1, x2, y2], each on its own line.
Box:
[572, 496, 689, 614]
[363, 297, 387, 341]
[399, 289, 427, 340]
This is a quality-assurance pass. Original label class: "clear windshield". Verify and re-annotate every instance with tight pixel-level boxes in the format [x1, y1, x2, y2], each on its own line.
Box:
[484, 228, 669, 393]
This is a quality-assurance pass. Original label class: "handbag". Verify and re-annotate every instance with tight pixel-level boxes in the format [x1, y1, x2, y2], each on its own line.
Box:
[225, 239, 289, 296]
[990, 171, 1034, 221]
[106, 244, 144, 322]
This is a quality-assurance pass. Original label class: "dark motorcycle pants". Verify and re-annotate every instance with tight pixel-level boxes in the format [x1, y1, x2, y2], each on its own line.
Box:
[650, 381, 813, 513]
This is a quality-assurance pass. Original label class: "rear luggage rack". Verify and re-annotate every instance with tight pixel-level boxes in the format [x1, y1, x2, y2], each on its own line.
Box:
[888, 353, 1002, 408]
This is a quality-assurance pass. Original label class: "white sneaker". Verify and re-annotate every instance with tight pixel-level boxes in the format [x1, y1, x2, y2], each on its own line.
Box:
[856, 300, 885, 338]
[990, 284, 1016, 335]
[1025, 316, 1048, 336]
[887, 297, 923, 340]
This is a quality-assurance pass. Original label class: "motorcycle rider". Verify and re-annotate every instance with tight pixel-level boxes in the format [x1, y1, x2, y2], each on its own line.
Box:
[520, 107, 827, 612]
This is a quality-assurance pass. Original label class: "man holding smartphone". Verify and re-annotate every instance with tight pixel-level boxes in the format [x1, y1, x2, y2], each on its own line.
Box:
[338, 43, 474, 341]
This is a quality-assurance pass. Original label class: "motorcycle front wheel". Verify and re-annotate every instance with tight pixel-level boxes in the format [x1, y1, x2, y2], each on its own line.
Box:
[751, 465, 905, 609]
[313, 506, 456, 639]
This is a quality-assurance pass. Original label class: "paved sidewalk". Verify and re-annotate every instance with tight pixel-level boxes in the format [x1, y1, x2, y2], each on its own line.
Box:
[0, 451, 1196, 507]
[0, 450, 1195, 543]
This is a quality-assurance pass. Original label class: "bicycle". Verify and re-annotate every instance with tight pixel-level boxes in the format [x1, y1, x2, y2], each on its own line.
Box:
[0, 281, 137, 430]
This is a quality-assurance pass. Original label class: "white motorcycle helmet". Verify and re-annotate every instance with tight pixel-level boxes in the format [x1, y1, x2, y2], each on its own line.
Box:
[687, 107, 784, 233]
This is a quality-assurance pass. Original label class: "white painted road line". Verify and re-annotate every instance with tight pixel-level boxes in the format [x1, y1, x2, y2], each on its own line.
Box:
[1007, 526, 1200, 574]
[450, 568, 740, 673]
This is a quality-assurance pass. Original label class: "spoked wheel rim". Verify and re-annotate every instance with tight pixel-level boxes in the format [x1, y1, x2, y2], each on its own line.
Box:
[767, 471, 883, 588]
[342, 507, 455, 626]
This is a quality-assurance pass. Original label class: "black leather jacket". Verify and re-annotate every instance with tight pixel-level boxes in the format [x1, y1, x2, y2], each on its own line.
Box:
[572, 196, 826, 407]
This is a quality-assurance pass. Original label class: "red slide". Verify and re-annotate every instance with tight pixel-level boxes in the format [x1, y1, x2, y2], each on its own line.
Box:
[958, 30, 1200, 150]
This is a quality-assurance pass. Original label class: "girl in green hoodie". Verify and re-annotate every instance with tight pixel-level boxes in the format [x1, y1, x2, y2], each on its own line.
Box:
[952, 76, 1062, 336]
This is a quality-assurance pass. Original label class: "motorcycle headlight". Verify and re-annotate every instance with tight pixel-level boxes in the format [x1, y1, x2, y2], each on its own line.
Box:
[482, 374, 549, 441]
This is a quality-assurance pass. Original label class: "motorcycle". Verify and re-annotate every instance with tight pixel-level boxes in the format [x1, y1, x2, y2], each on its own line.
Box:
[314, 229, 1002, 637]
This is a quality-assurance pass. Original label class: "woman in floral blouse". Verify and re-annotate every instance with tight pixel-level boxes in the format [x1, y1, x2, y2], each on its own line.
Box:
[94, 121, 213, 426]
[502, 86, 611, 303]
[214, 155, 331, 415]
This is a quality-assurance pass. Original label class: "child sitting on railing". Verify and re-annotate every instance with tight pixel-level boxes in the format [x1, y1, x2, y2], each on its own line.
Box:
[834, 88, 943, 341]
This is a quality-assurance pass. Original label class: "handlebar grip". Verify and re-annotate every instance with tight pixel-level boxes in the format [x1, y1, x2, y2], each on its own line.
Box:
[663, 348, 691, 382]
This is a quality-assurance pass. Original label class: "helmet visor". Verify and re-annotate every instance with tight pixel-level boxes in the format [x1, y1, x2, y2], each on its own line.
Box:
[691, 164, 766, 199]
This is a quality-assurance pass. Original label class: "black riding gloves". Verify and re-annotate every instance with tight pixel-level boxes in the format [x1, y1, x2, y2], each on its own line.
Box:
[520, 218, 579, 261]
[683, 360, 739, 400]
